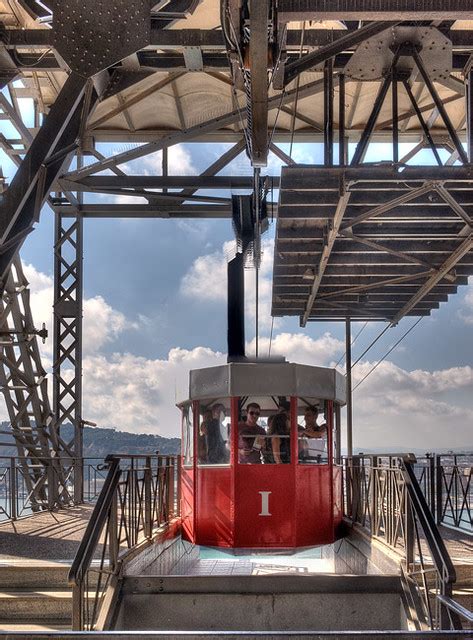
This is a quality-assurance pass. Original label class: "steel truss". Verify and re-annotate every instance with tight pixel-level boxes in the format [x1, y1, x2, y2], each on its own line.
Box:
[0, 2, 473, 512]
[0, 257, 72, 509]
[53, 213, 84, 502]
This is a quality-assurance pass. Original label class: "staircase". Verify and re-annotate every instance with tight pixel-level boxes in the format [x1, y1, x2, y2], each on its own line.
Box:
[114, 574, 407, 631]
[0, 562, 72, 631]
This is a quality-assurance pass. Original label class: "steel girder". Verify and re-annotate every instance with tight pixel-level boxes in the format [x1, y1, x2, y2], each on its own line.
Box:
[0, 73, 95, 290]
[277, 0, 473, 21]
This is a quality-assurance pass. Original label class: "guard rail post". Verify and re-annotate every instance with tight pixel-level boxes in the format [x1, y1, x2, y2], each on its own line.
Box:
[9, 457, 17, 521]
[47, 460, 56, 510]
[144, 455, 152, 539]
[371, 455, 379, 534]
[176, 455, 182, 517]
[435, 454, 443, 525]
[428, 453, 436, 517]
[405, 477, 415, 569]
[109, 477, 119, 572]
[167, 456, 175, 520]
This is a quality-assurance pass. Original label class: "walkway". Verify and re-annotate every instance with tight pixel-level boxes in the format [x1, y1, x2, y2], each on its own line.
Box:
[0, 504, 96, 563]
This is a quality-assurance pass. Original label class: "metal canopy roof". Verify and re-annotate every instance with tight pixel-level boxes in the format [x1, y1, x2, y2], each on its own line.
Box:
[272, 165, 473, 324]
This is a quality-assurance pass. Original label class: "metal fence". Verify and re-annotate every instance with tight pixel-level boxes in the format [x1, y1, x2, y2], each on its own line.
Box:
[0, 456, 107, 521]
[343, 455, 468, 631]
[414, 454, 472, 535]
[68, 454, 179, 630]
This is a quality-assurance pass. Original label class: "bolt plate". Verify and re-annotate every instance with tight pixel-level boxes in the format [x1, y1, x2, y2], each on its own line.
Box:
[51, 0, 151, 77]
[345, 27, 452, 81]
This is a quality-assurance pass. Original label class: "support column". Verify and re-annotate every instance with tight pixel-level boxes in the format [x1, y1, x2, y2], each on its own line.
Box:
[53, 213, 84, 503]
[324, 59, 334, 166]
[467, 66, 473, 163]
[345, 317, 353, 457]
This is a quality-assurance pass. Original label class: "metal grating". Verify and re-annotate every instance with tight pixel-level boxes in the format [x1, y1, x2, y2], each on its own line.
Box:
[272, 165, 473, 324]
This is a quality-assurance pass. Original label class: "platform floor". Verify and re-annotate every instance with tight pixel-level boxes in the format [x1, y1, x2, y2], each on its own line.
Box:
[171, 547, 333, 576]
[0, 504, 97, 563]
[0, 506, 470, 573]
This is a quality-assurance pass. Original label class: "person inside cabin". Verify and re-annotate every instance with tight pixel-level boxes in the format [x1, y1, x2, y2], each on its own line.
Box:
[300, 405, 327, 463]
[206, 403, 230, 464]
[238, 402, 266, 463]
[198, 409, 212, 463]
[264, 412, 290, 464]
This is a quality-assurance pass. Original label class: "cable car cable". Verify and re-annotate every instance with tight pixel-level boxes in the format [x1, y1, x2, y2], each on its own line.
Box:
[335, 321, 368, 368]
[353, 317, 423, 392]
[351, 322, 392, 369]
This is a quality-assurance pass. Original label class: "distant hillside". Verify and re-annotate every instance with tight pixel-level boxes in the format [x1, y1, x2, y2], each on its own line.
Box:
[0, 422, 180, 458]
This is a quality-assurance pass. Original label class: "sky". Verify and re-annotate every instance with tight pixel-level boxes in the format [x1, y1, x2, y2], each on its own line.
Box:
[1, 97, 473, 453]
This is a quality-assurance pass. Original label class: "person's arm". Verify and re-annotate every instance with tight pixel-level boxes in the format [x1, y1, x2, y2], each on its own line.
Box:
[271, 436, 282, 464]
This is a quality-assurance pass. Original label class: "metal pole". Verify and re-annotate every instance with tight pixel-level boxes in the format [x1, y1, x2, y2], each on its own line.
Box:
[144, 455, 152, 539]
[338, 73, 346, 166]
[324, 59, 334, 166]
[162, 147, 168, 194]
[467, 66, 473, 162]
[435, 454, 443, 525]
[254, 169, 261, 358]
[346, 317, 353, 457]
[392, 66, 399, 164]
[10, 457, 17, 521]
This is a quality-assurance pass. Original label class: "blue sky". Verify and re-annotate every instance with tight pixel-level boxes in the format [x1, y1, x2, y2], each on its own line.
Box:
[1, 97, 472, 451]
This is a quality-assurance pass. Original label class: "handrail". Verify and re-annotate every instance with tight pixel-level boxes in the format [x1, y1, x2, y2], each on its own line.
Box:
[402, 460, 456, 585]
[68, 453, 179, 630]
[342, 453, 464, 630]
[68, 455, 121, 587]
[437, 596, 473, 625]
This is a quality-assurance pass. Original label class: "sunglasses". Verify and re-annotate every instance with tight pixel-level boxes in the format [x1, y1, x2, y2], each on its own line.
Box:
[248, 411, 260, 416]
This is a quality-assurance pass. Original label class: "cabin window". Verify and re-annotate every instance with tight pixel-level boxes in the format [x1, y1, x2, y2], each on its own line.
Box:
[297, 399, 328, 465]
[237, 396, 291, 465]
[182, 403, 194, 468]
[197, 400, 231, 466]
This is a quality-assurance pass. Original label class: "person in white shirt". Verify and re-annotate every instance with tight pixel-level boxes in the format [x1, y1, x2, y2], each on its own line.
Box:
[301, 405, 327, 463]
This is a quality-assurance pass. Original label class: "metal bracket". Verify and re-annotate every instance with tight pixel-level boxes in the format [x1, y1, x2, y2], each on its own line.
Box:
[51, 0, 151, 77]
[345, 27, 452, 82]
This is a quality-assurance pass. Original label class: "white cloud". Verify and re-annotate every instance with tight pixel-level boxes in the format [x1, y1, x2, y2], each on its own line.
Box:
[11, 262, 473, 449]
[247, 332, 344, 365]
[82, 347, 226, 436]
[22, 263, 139, 358]
[123, 143, 196, 176]
[350, 359, 473, 450]
[179, 238, 277, 335]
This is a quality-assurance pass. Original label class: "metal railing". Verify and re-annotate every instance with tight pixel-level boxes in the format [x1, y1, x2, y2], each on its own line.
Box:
[68, 454, 180, 631]
[414, 454, 472, 534]
[0, 456, 107, 521]
[343, 454, 470, 631]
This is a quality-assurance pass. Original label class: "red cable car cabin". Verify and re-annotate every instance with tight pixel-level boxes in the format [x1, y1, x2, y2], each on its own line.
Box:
[179, 361, 346, 549]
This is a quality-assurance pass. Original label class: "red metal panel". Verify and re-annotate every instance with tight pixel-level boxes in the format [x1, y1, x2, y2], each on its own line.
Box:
[180, 467, 195, 542]
[332, 464, 344, 538]
[295, 465, 334, 546]
[196, 467, 233, 546]
[234, 463, 295, 548]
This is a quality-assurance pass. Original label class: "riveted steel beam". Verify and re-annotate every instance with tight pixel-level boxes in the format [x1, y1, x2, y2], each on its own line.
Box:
[278, 0, 473, 21]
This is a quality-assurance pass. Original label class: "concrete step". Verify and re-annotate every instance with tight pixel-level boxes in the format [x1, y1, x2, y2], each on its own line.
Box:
[0, 589, 72, 621]
[0, 563, 70, 589]
[0, 622, 70, 631]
